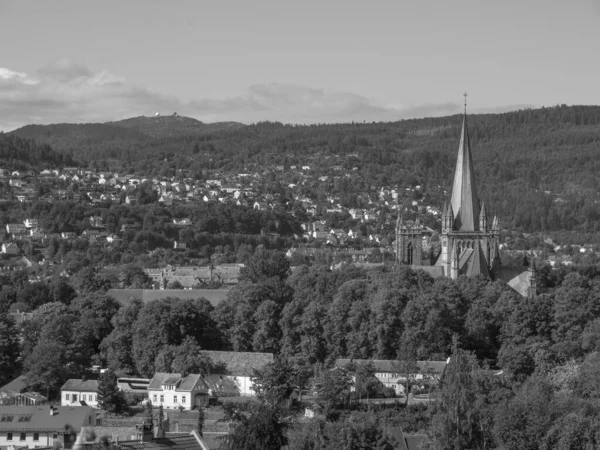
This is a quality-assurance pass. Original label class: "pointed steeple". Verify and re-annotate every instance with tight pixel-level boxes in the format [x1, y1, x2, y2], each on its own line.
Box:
[449, 106, 480, 231]
[479, 200, 488, 231]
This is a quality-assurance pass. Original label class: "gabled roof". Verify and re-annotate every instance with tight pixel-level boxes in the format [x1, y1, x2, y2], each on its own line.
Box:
[201, 351, 274, 377]
[0, 406, 92, 432]
[465, 241, 490, 278]
[449, 114, 480, 231]
[147, 373, 208, 392]
[334, 359, 447, 375]
[61, 379, 99, 393]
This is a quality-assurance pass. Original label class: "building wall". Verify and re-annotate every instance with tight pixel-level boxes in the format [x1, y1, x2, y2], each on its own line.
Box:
[0, 431, 55, 448]
[61, 390, 98, 407]
[148, 390, 195, 410]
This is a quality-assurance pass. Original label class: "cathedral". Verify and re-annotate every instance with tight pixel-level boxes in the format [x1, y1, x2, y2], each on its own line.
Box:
[395, 108, 536, 298]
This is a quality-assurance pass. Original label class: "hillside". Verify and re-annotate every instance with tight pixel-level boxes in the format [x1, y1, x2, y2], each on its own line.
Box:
[109, 114, 245, 138]
[8, 105, 600, 232]
[0, 133, 76, 170]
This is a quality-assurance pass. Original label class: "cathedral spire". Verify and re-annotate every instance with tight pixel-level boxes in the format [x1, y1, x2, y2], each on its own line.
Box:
[449, 97, 480, 231]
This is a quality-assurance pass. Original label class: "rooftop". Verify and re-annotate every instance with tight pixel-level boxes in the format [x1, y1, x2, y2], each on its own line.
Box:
[61, 379, 99, 393]
[0, 405, 92, 432]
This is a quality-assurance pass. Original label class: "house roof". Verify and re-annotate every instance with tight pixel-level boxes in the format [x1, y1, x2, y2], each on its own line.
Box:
[334, 359, 447, 375]
[0, 405, 92, 432]
[0, 375, 27, 394]
[147, 373, 208, 392]
[106, 289, 230, 308]
[201, 351, 274, 377]
[61, 379, 99, 393]
[118, 434, 208, 450]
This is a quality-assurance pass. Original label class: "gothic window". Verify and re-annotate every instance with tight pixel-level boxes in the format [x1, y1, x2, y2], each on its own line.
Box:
[407, 242, 413, 265]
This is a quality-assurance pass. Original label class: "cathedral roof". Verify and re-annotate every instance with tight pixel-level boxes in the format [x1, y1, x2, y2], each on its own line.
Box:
[450, 114, 480, 231]
[466, 241, 490, 278]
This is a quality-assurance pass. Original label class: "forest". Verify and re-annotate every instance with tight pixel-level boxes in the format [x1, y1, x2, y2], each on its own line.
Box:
[2, 249, 600, 448]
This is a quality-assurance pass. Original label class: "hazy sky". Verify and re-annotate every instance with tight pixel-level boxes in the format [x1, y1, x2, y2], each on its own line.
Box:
[1, 0, 599, 130]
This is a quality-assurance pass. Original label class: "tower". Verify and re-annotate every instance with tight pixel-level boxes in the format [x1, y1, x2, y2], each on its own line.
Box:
[396, 214, 423, 266]
[440, 96, 499, 279]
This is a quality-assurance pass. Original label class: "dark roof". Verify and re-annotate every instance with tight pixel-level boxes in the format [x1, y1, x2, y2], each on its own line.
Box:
[106, 289, 230, 307]
[334, 359, 447, 375]
[117, 433, 208, 450]
[202, 351, 274, 377]
[0, 375, 27, 394]
[0, 405, 92, 432]
[147, 374, 208, 392]
[61, 379, 99, 393]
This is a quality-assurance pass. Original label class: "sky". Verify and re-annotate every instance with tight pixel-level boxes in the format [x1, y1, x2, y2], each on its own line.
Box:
[1, 0, 599, 131]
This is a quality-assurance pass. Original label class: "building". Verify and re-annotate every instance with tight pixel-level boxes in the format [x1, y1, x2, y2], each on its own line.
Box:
[0, 405, 95, 449]
[335, 359, 447, 396]
[147, 373, 210, 410]
[60, 380, 99, 408]
[202, 351, 274, 397]
[1, 243, 19, 255]
[5, 224, 27, 235]
[395, 107, 536, 298]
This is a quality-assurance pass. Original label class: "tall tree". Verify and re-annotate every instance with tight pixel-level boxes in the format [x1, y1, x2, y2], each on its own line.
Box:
[97, 369, 127, 414]
[0, 313, 20, 386]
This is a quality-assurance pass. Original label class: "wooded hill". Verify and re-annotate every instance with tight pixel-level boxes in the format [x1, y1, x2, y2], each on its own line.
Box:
[8, 104, 600, 232]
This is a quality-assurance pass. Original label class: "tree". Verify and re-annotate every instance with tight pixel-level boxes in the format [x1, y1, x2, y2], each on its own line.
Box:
[429, 336, 481, 450]
[100, 299, 142, 372]
[157, 405, 165, 438]
[239, 248, 290, 283]
[0, 313, 20, 385]
[251, 356, 297, 406]
[197, 407, 204, 437]
[223, 404, 288, 450]
[25, 341, 68, 399]
[97, 369, 127, 414]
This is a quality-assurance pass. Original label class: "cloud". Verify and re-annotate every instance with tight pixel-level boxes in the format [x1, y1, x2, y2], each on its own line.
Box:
[0, 60, 467, 131]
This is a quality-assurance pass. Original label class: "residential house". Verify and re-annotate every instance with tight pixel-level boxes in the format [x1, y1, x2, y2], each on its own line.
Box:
[334, 359, 447, 396]
[1, 243, 19, 255]
[23, 219, 39, 229]
[202, 351, 274, 397]
[6, 224, 27, 235]
[0, 405, 95, 449]
[60, 379, 99, 407]
[172, 218, 192, 227]
[60, 232, 77, 240]
[147, 373, 210, 410]
[253, 201, 269, 211]
[173, 241, 187, 251]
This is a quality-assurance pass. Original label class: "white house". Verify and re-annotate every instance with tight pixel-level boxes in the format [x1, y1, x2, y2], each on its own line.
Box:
[334, 359, 447, 396]
[202, 351, 274, 397]
[23, 219, 39, 229]
[60, 379, 99, 407]
[1, 243, 19, 255]
[147, 373, 210, 410]
[0, 405, 95, 449]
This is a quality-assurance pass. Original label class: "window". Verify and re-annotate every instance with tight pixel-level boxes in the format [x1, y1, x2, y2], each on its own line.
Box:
[181, 396, 186, 404]
[1, 415, 13, 422]
[174, 395, 178, 404]
[34, 433, 39, 441]
[20, 433, 26, 441]
[18, 416, 31, 422]
[153, 395, 157, 402]
[7, 433, 12, 441]
[160, 395, 164, 403]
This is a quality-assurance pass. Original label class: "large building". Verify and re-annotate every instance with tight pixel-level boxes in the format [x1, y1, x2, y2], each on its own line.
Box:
[395, 108, 536, 298]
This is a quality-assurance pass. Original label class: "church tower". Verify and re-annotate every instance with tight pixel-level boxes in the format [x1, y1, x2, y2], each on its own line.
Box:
[395, 214, 424, 265]
[440, 95, 499, 279]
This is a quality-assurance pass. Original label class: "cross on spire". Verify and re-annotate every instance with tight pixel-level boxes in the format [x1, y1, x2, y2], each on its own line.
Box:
[463, 92, 468, 114]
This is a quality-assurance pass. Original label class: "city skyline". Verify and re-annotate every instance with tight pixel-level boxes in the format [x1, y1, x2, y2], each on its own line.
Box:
[1, 0, 599, 130]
